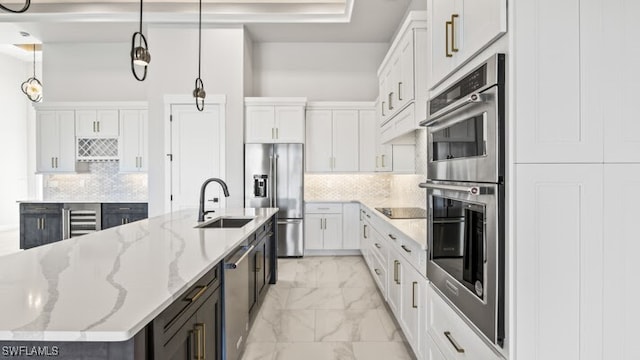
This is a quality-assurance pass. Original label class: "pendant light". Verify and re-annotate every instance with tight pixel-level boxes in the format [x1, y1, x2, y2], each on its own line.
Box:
[192, 0, 205, 111]
[130, 0, 150, 81]
[21, 44, 42, 103]
[0, 0, 30, 13]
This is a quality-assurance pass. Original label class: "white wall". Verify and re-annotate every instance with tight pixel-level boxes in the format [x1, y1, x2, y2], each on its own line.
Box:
[146, 26, 246, 215]
[0, 53, 31, 229]
[243, 31, 254, 97]
[43, 42, 147, 102]
[252, 42, 387, 101]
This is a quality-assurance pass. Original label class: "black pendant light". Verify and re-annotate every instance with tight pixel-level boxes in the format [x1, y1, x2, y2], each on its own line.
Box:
[0, 0, 30, 13]
[193, 0, 205, 111]
[130, 0, 150, 81]
[21, 44, 42, 103]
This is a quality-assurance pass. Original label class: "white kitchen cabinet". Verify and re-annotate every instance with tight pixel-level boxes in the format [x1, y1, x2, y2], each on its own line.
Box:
[377, 12, 428, 142]
[428, 0, 507, 89]
[36, 110, 76, 173]
[306, 103, 373, 173]
[426, 334, 447, 360]
[304, 203, 344, 251]
[359, 109, 377, 172]
[428, 284, 503, 360]
[75, 110, 119, 137]
[342, 203, 361, 250]
[514, 0, 603, 163]
[119, 109, 148, 173]
[603, 164, 640, 360]
[387, 252, 402, 316]
[401, 262, 425, 359]
[245, 98, 306, 144]
[392, 145, 416, 174]
[515, 164, 603, 360]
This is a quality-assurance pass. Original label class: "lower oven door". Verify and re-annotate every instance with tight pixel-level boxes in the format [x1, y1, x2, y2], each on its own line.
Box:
[420, 180, 504, 346]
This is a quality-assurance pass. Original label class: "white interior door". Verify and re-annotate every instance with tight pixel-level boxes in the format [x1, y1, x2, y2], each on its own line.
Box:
[170, 104, 224, 213]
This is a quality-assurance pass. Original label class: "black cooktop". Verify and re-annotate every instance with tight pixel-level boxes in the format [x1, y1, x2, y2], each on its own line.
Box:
[375, 207, 427, 219]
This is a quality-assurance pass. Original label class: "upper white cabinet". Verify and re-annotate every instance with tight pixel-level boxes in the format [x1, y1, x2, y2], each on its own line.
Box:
[75, 110, 119, 137]
[428, 0, 507, 89]
[245, 97, 306, 144]
[514, 0, 603, 163]
[305, 102, 375, 173]
[36, 110, 76, 173]
[359, 109, 377, 172]
[119, 110, 148, 173]
[377, 11, 428, 142]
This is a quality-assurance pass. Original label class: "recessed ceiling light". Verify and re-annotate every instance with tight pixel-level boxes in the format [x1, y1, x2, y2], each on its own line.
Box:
[19, 31, 30, 37]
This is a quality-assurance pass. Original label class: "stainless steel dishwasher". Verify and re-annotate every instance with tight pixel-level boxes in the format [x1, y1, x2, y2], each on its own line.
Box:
[224, 241, 254, 360]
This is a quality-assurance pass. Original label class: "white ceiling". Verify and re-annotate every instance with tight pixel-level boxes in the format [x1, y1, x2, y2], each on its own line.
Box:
[0, 0, 421, 60]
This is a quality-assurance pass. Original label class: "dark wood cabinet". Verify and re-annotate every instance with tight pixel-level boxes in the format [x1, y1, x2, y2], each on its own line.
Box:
[153, 264, 222, 360]
[249, 219, 275, 321]
[101, 203, 148, 229]
[20, 203, 63, 249]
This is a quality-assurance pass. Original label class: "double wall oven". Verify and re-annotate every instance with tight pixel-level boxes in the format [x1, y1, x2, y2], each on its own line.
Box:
[420, 54, 505, 347]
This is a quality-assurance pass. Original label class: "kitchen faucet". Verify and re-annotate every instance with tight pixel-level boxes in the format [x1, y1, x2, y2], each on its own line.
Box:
[198, 178, 230, 222]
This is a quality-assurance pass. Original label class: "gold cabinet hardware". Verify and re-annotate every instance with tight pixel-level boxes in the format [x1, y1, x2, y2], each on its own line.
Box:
[393, 260, 400, 284]
[194, 323, 205, 359]
[444, 331, 465, 353]
[381, 101, 386, 116]
[398, 82, 403, 101]
[256, 251, 263, 272]
[381, 154, 386, 168]
[185, 285, 208, 303]
[388, 92, 394, 110]
[446, 20, 453, 57]
[412, 281, 418, 308]
[451, 14, 459, 52]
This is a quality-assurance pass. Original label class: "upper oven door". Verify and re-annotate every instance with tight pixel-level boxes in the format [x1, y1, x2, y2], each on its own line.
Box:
[425, 85, 501, 183]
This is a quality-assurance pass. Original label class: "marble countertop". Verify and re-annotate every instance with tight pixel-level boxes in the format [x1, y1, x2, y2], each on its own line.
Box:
[0, 207, 278, 342]
[305, 199, 427, 250]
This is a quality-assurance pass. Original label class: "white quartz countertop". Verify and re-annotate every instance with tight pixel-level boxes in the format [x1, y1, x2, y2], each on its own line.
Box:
[0, 208, 278, 342]
[305, 199, 427, 249]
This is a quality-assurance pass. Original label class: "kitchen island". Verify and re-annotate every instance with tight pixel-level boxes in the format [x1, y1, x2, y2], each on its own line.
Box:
[0, 207, 278, 359]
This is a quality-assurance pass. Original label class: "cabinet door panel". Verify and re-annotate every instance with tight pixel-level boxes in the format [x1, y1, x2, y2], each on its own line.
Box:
[399, 30, 415, 105]
[387, 254, 402, 316]
[461, 0, 507, 63]
[57, 111, 77, 172]
[119, 110, 142, 172]
[332, 110, 359, 172]
[305, 110, 333, 172]
[322, 214, 343, 249]
[37, 111, 58, 172]
[342, 203, 361, 250]
[603, 165, 640, 360]
[197, 289, 222, 360]
[429, 0, 458, 88]
[516, 164, 603, 360]
[21, 215, 43, 249]
[162, 315, 196, 360]
[359, 110, 376, 172]
[274, 106, 304, 143]
[304, 214, 324, 250]
[75, 110, 97, 137]
[42, 214, 62, 245]
[401, 265, 423, 356]
[246, 106, 275, 143]
[96, 110, 119, 136]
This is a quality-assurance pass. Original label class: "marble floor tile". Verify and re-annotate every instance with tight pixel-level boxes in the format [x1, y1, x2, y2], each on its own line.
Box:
[315, 309, 393, 342]
[247, 310, 315, 343]
[375, 308, 405, 342]
[260, 287, 290, 311]
[317, 261, 375, 288]
[286, 288, 345, 310]
[342, 287, 383, 310]
[241, 342, 276, 360]
[274, 342, 355, 360]
[352, 342, 414, 360]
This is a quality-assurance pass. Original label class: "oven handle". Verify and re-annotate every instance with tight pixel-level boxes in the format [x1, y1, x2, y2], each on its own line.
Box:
[419, 182, 488, 195]
[421, 92, 488, 127]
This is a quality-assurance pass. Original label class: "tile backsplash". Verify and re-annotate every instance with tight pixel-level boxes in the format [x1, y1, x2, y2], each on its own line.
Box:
[43, 162, 148, 202]
[304, 174, 392, 203]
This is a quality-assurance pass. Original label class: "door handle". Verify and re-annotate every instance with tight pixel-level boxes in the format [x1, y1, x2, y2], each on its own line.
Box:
[450, 14, 459, 53]
[445, 20, 453, 57]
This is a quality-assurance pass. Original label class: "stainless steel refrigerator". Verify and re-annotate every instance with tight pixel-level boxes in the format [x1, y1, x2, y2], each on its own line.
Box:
[245, 144, 304, 257]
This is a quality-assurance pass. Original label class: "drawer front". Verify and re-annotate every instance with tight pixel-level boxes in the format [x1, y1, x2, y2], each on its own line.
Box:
[428, 285, 503, 360]
[102, 203, 148, 214]
[369, 226, 389, 265]
[399, 236, 426, 277]
[369, 249, 387, 298]
[20, 203, 62, 214]
[157, 264, 221, 341]
[305, 203, 343, 214]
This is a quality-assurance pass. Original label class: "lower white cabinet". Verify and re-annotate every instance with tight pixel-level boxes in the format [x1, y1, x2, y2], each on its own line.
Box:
[305, 213, 342, 250]
[342, 203, 361, 250]
[425, 333, 447, 360]
[401, 261, 424, 355]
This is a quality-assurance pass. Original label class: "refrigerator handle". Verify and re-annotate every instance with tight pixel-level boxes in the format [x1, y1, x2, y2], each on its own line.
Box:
[273, 155, 278, 209]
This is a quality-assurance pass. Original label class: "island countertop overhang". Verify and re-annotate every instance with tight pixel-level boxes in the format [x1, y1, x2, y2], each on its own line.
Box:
[0, 207, 278, 342]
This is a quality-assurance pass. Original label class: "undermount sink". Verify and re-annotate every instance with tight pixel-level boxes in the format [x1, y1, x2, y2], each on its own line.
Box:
[196, 217, 255, 229]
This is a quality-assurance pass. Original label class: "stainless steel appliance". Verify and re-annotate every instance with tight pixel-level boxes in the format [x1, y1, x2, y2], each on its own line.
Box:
[245, 144, 304, 257]
[375, 207, 427, 219]
[224, 241, 254, 360]
[421, 54, 505, 184]
[62, 203, 102, 239]
[420, 54, 505, 347]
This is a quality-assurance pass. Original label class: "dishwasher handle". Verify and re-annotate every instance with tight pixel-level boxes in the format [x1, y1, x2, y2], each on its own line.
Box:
[225, 245, 255, 269]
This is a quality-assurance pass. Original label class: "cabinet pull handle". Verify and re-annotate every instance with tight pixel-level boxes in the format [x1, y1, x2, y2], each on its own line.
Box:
[401, 245, 412, 253]
[51, 157, 54, 169]
[36, 218, 41, 230]
[374, 268, 381, 275]
[119, 207, 132, 210]
[381, 155, 386, 168]
[97, 121, 100, 132]
[194, 323, 205, 360]
[451, 14, 459, 53]
[272, 128, 275, 139]
[393, 260, 399, 284]
[388, 233, 397, 241]
[139, 156, 143, 168]
[275, 127, 279, 139]
[42, 218, 45, 229]
[388, 92, 394, 110]
[374, 243, 381, 249]
[363, 225, 368, 239]
[444, 331, 465, 353]
[366, 214, 371, 219]
[398, 82, 403, 101]
[412, 281, 418, 308]
[445, 20, 453, 57]
[185, 285, 208, 303]
[55, 157, 58, 168]
[93, 121, 96, 132]
[256, 251, 263, 272]
[121, 218, 125, 225]
[381, 101, 386, 116]
[376, 155, 380, 168]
